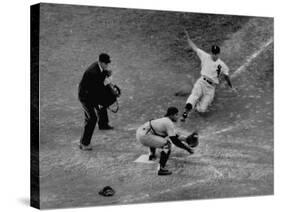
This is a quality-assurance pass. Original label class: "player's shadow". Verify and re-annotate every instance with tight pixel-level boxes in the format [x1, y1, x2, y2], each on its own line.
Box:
[174, 91, 189, 97]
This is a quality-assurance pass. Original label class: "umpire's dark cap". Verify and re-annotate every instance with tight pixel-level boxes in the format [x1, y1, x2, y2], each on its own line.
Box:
[211, 45, 220, 55]
[99, 53, 111, 63]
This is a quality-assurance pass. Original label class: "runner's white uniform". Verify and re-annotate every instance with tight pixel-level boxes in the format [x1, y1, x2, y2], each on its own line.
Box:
[186, 48, 229, 112]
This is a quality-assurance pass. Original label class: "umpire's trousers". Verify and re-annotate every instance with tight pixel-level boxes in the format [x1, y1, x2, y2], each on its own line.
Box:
[80, 101, 109, 146]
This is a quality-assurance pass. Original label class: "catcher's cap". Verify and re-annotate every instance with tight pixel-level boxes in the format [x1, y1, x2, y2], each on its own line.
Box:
[211, 45, 220, 55]
[165, 107, 179, 117]
[99, 53, 111, 64]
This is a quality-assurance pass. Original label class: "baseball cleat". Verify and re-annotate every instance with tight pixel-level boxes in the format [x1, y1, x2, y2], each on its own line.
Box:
[158, 168, 172, 176]
[148, 154, 157, 161]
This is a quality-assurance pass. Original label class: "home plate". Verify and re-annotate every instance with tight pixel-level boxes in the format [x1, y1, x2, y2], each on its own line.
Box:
[134, 154, 156, 164]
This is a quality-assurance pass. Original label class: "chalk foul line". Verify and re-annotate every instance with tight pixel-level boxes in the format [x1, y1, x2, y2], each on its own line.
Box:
[231, 37, 273, 79]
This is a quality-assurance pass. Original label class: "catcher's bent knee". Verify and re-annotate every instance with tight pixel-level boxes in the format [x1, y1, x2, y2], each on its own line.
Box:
[162, 140, 172, 153]
[139, 134, 167, 149]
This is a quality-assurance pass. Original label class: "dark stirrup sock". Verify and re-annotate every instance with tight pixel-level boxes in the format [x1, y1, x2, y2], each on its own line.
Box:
[149, 147, 156, 156]
[185, 103, 193, 111]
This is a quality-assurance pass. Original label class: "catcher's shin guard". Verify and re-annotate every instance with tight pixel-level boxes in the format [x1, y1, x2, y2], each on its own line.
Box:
[159, 150, 171, 169]
[159, 141, 171, 168]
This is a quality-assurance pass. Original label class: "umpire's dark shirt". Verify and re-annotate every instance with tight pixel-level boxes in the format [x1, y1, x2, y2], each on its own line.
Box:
[78, 62, 108, 105]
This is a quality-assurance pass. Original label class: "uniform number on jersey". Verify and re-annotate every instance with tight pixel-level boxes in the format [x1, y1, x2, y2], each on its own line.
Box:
[216, 65, 222, 78]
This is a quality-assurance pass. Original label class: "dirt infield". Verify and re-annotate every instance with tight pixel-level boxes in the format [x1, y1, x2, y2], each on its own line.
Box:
[37, 4, 273, 209]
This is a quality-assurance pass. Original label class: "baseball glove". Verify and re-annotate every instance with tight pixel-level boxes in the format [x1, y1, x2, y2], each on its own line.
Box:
[185, 132, 199, 148]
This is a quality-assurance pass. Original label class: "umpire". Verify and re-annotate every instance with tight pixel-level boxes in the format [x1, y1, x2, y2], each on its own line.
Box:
[78, 53, 114, 151]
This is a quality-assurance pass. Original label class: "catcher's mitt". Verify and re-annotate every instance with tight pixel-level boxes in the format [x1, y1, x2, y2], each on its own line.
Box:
[185, 132, 199, 148]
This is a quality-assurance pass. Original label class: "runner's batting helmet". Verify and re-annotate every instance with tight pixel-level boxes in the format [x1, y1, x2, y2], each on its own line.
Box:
[211, 45, 220, 55]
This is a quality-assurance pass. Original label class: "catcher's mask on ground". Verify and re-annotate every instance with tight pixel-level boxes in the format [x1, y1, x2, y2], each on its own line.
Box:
[98, 186, 115, 197]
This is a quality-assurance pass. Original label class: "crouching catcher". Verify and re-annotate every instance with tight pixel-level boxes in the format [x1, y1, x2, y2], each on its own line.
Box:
[136, 107, 198, 176]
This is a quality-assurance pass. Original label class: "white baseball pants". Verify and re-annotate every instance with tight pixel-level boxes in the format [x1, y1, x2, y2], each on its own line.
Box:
[186, 77, 215, 112]
[136, 127, 167, 148]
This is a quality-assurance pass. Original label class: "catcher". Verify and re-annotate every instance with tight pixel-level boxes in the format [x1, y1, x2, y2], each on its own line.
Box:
[136, 107, 199, 176]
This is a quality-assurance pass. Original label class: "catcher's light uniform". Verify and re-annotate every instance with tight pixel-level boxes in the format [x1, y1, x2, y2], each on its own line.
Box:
[136, 117, 175, 148]
[186, 48, 229, 112]
[136, 116, 198, 152]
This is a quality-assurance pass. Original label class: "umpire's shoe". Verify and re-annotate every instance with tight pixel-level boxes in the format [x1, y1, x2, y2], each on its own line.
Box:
[79, 144, 93, 151]
[99, 125, 114, 130]
[158, 168, 172, 176]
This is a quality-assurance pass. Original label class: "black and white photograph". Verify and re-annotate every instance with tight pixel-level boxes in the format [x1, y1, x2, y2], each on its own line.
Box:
[1, 0, 280, 212]
[30, 2, 274, 209]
